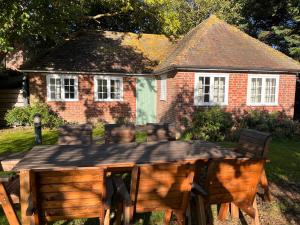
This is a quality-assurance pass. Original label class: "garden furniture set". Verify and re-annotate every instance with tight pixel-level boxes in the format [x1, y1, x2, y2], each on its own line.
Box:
[0, 124, 271, 225]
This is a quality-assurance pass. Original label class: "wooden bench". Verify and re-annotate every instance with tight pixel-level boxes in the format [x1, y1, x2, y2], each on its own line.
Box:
[192, 158, 266, 225]
[58, 124, 93, 145]
[146, 123, 176, 142]
[115, 162, 195, 225]
[104, 124, 136, 144]
[28, 168, 113, 225]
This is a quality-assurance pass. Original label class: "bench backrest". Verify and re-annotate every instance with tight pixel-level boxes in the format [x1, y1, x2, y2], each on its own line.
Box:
[33, 168, 106, 222]
[146, 123, 176, 142]
[205, 159, 265, 208]
[237, 129, 271, 158]
[130, 163, 195, 213]
[58, 124, 93, 145]
[104, 124, 136, 144]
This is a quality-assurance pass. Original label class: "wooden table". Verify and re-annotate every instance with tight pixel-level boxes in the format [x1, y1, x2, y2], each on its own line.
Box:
[13, 140, 241, 225]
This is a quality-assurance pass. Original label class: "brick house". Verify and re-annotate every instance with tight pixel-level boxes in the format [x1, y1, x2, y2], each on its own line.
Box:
[21, 15, 300, 125]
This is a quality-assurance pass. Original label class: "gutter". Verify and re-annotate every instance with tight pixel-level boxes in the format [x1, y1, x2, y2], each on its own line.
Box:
[20, 66, 300, 76]
[19, 69, 154, 77]
[154, 66, 300, 75]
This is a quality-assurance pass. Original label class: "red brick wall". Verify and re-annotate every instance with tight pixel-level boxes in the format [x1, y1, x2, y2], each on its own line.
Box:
[157, 72, 296, 124]
[28, 74, 136, 124]
[156, 74, 177, 123]
[29, 72, 296, 125]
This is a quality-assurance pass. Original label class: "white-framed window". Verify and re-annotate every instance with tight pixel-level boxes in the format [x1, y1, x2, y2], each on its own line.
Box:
[94, 76, 123, 101]
[160, 75, 167, 101]
[47, 74, 78, 101]
[194, 73, 229, 106]
[247, 74, 279, 106]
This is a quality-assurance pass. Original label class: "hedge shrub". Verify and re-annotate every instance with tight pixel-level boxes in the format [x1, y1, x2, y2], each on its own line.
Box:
[189, 106, 234, 141]
[235, 110, 297, 138]
[5, 103, 64, 128]
[183, 107, 297, 142]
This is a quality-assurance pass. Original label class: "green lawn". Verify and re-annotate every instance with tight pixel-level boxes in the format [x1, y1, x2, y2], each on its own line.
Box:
[0, 128, 299, 224]
[0, 127, 58, 156]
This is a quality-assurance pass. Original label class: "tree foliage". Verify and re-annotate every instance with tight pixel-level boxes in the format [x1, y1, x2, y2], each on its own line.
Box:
[0, 0, 299, 63]
[238, 0, 300, 60]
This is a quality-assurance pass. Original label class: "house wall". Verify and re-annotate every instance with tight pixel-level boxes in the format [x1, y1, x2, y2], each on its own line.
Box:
[28, 74, 136, 124]
[157, 72, 296, 125]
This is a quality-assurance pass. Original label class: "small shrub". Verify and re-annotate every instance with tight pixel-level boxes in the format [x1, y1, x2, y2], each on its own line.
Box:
[234, 110, 297, 138]
[93, 122, 105, 137]
[5, 103, 64, 128]
[4, 107, 30, 126]
[190, 106, 234, 141]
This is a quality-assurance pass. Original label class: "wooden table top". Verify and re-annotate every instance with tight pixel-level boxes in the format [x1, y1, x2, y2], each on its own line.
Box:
[13, 140, 241, 171]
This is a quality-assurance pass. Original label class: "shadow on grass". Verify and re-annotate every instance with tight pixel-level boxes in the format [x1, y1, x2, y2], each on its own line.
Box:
[0, 128, 58, 157]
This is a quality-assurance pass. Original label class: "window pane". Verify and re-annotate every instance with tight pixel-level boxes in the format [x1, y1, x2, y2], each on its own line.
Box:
[64, 78, 76, 99]
[160, 77, 167, 100]
[198, 77, 204, 102]
[204, 94, 209, 102]
[111, 79, 121, 99]
[265, 78, 276, 103]
[250, 78, 262, 103]
[97, 78, 108, 100]
[49, 78, 61, 100]
[213, 77, 225, 103]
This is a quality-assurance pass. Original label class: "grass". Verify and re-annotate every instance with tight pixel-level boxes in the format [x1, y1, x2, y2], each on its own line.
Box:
[0, 128, 299, 225]
[0, 127, 58, 156]
[218, 137, 300, 184]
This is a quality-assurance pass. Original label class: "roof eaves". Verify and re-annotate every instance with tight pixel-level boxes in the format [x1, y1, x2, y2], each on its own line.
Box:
[19, 69, 154, 77]
[154, 65, 300, 75]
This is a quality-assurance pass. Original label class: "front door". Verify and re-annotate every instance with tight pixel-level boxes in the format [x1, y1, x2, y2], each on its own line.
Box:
[136, 77, 157, 125]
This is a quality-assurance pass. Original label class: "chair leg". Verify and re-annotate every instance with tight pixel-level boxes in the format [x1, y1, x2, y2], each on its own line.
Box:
[173, 210, 185, 225]
[260, 169, 272, 202]
[218, 203, 229, 221]
[124, 205, 133, 225]
[0, 182, 20, 225]
[186, 205, 192, 225]
[115, 202, 123, 225]
[230, 203, 239, 219]
[104, 209, 111, 225]
[195, 196, 207, 225]
[163, 209, 172, 225]
[251, 197, 260, 225]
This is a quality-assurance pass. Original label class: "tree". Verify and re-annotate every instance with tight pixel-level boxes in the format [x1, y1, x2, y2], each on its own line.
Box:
[238, 0, 300, 60]
[1, 0, 299, 65]
[0, 0, 84, 62]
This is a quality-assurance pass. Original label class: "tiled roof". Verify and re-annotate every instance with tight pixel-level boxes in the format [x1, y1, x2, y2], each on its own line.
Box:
[23, 15, 300, 74]
[22, 31, 175, 73]
[156, 15, 300, 73]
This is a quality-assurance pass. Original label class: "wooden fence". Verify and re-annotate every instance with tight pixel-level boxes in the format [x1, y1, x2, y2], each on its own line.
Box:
[0, 89, 25, 126]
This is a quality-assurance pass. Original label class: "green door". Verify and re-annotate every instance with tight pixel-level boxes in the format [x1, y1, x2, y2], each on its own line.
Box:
[136, 77, 157, 125]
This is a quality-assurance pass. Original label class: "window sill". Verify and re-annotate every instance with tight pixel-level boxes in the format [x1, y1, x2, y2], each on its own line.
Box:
[247, 103, 279, 107]
[194, 103, 228, 107]
[94, 99, 124, 102]
[47, 99, 79, 102]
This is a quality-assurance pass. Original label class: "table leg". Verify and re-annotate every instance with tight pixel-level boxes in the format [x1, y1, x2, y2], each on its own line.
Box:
[20, 170, 32, 225]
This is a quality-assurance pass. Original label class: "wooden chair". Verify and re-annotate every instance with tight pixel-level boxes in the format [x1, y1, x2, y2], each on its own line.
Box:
[0, 174, 20, 225]
[104, 124, 136, 144]
[146, 123, 176, 142]
[114, 162, 196, 225]
[192, 158, 265, 225]
[58, 124, 93, 145]
[29, 168, 113, 225]
[235, 129, 272, 201]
